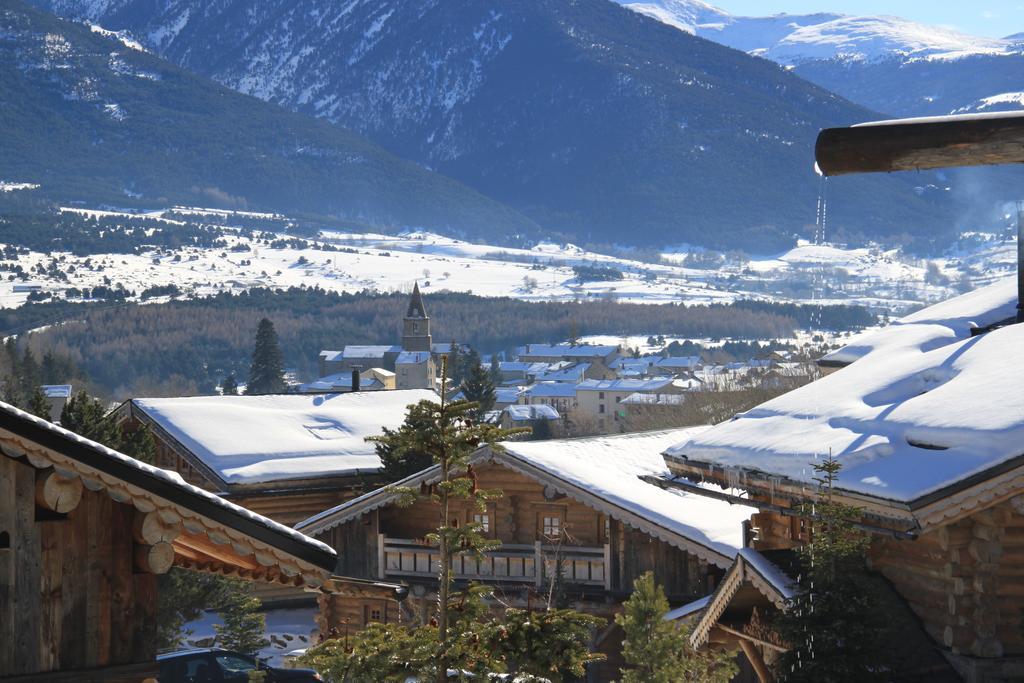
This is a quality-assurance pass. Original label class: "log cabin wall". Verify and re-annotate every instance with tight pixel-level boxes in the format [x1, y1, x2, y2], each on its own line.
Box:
[869, 497, 1024, 675]
[0, 454, 157, 680]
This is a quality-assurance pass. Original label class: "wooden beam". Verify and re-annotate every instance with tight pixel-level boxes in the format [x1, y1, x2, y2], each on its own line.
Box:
[35, 468, 82, 514]
[174, 530, 261, 571]
[815, 112, 1024, 176]
[739, 637, 775, 683]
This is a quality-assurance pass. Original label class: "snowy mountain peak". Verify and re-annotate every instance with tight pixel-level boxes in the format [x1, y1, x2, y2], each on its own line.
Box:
[617, 0, 1018, 64]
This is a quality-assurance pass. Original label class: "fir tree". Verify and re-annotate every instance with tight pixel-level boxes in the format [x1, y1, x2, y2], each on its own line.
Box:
[460, 362, 496, 419]
[214, 580, 268, 656]
[221, 373, 239, 396]
[772, 455, 893, 682]
[60, 391, 122, 447]
[122, 425, 157, 465]
[616, 572, 737, 683]
[330, 358, 604, 682]
[489, 354, 501, 384]
[28, 385, 51, 421]
[444, 340, 462, 385]
[245, 318, 286, 395]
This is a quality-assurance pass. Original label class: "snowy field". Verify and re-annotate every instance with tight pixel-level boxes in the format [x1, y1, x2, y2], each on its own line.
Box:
[180, 607, 317, 666]
[0, 203, 1011, 317]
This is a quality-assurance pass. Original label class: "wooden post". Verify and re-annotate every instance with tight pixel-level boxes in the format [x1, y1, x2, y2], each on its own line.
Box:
[739, 638, 774, 683]
[602, 543, 612, 591]
[377, 533, 386, 580]
[534, 540, 543, 588]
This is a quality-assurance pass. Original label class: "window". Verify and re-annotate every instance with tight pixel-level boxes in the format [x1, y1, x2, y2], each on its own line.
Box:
[615, 396, 622, 403]
[542, 515, 562, 538]
[364, 604, 385, 624]
[599, 391, 605, 399]
[473, 513, 490, 533]
[599, 404, 605, 414]
[370, 608, 382, 621]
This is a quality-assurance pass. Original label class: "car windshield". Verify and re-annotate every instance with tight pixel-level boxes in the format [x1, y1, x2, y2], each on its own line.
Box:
[215, 653, 256, 673]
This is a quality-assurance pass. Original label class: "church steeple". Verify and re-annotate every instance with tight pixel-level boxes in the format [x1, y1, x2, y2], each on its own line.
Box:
[402, 283, 432, 352]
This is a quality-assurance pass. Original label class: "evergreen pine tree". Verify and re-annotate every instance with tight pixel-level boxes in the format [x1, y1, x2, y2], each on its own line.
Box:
[221, 373, 239, 396]
[20, 348, 40, 399]
[489, 354, 501, 384]
[214, 580, 268, 656]
[772, 455, 893, 682]
[60, 391, 122, 447]
[28, 385, 51, 421]
[460, 362, 496, 419]
[616, 572, 737, 683]
[445, 340, 462, 385]
[122, 426, 157, 465]
[245, 318, 286, 395]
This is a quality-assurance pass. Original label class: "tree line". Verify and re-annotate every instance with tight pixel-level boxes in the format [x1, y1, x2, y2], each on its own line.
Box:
[12, 287, 874, 399]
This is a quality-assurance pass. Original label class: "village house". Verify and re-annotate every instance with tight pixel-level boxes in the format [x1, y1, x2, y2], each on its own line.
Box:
[498, 403, 560, 431]
[113, 390, 435, 526]
[298, 367, 395, 393]
[574, 377, 689, 433]
[0, 400, 337, 683]
[516, 342, 621, 370]
[658, 277, 1024, 682]
[295, 427, 755, 681]
[518, 381, 578, 414]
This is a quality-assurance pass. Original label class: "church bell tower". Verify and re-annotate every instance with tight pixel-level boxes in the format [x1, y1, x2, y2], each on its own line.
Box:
[402, 283, 432, 352]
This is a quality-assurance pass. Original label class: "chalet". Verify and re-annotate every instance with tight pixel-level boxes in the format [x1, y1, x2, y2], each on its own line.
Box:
[660, 277, 1024, 682]
[295, 427, 755, 681]
[114, 390, 435, 525]
[0, 400, 336, 682]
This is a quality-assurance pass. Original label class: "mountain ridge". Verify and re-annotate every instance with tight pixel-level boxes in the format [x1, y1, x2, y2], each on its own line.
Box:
[28, 0, 956, 250]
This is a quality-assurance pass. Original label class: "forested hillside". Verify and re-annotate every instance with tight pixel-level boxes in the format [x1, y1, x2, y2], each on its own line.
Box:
[0, 0, 538, 239]
[12, 288, 874, 398]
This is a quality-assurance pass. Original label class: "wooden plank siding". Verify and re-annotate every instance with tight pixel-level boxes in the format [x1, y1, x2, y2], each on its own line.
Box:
[1, 455, 158, 678]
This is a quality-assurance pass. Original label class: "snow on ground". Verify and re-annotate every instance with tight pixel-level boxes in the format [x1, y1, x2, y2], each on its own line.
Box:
[0, 207, 1006, 316]
[181, 607, 318, 667]
[0, 181, 39, 192]
[667, 277, 1024, 503]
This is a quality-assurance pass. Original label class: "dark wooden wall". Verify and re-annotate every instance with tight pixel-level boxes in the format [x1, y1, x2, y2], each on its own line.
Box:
[0, 455, 157, 678]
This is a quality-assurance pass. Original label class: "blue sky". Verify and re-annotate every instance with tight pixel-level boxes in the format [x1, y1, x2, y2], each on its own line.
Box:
[713, 1, 1024, 37]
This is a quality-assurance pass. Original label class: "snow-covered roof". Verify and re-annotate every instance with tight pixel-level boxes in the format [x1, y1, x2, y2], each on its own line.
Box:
[503, 404, 560, 421]
[621, 392, 687, 405]
[131, 391, 435, 486]
[521, 382, 578, 398]
[42, 384, 72, 398]
[298, 427, 754, 567]
[319, 350, 343, 362]
[664, 595, 712, 621]
[518, 343, 620, 359]
[534, 363, 590, 382]
[494, 387, 523, 404]
[498, 429, 755, 565]
[668, 280, 1024, 506]
[656, 356, 701, 369]
[821, 277, 1017, 367]
[396, 351, 431, 365]
[342, 345, 401, 359]
[298, 374, 384, 393]
[0, 400, 336, 572]
[577, 377, 676, 392]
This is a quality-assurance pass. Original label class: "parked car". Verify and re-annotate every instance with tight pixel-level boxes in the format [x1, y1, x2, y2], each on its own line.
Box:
[157, 648, 322, 683]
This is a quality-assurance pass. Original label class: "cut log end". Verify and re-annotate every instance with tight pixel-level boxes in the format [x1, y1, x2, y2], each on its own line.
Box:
[35, 469, 83, 514]
[134, 541, 175, 575]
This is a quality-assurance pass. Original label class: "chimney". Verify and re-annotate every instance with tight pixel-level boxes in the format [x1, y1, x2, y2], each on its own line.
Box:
[351, 368, 360, 393]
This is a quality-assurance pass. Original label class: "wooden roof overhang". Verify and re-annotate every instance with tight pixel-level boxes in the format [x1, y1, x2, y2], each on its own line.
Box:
[296, 445, 737, 569]
[0, 402, 337, 590]
[690, 551, 793, 651]
[663, 449, 1024, 534]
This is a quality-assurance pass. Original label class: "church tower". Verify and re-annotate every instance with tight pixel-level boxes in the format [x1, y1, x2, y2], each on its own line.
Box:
[402, 283, 432, 352]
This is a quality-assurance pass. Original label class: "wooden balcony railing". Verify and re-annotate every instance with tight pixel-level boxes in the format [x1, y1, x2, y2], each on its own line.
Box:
[378, 535, 611, 590]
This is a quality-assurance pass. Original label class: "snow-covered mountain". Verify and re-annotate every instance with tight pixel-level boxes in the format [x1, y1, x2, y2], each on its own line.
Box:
[618, 0, 1024, 116]
[27, 0, 956, 251]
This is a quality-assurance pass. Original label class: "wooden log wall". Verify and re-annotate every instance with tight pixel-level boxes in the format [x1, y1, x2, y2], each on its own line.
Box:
[870, 497, 1024, 660]
[0, 454, 157, 678]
